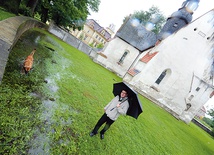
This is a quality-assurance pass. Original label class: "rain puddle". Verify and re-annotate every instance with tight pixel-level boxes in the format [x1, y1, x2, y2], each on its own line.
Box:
[25, 30, 81, 154]
[28, 77, 73, 154]
[28, 100, 57, 154]
[28, 70, 59, 154]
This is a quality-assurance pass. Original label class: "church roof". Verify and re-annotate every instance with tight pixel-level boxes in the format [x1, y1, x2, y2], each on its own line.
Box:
[116, 18, 157, 51]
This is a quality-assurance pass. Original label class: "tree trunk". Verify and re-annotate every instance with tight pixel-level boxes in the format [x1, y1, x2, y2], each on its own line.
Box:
[41, 5, 49, 23]
[27, 0, 39, 16]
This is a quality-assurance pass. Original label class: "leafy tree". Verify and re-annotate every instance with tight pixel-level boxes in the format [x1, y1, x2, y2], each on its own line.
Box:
[97, 43, 104, 48]
[203, 117, 214, 128]
[208, 109, 214, 118]
[33, 0, 100, 29]
[12, 0, 100, 30]
[124, 6, 166, 34]
[26, 0, 39, 16]
[206, 108, 214, 137]
[0, 0, 22, 14]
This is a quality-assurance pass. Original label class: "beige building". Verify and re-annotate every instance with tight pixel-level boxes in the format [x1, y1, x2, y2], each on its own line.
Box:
[70, 19, 112, 47]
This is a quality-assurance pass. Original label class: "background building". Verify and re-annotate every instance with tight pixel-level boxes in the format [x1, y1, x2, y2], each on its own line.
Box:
[70, 19, 112, 47]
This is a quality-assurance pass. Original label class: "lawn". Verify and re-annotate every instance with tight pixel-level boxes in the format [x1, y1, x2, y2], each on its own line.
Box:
[0, 27, 214, 155]
[0, 6, 15, 21]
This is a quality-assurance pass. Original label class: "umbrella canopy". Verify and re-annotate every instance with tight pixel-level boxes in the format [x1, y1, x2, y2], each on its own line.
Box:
[113, 82, 143, 119]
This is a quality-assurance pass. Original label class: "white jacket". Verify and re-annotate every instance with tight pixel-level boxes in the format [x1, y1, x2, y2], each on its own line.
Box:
[104, 95, 129, 121]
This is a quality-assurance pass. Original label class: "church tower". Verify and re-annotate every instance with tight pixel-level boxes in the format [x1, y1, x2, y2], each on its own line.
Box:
[158, 0, 200, 41]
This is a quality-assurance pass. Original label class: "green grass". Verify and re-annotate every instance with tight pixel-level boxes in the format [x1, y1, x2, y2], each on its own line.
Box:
[0, 6, 15, 21]
[0, 28, 214, 154]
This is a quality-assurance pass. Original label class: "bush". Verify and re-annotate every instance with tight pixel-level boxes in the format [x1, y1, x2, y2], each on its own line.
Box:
[18, 3, 31, 16]
[0, 0, 20, 14]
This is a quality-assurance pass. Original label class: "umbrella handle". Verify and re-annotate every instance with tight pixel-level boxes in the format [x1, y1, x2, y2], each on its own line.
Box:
[110, 107, 115, 111]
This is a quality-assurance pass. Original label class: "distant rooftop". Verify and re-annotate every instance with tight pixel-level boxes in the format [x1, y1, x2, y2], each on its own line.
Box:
[86, 19, 111, 41]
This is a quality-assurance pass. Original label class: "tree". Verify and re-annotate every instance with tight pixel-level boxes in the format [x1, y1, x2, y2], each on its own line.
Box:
[124, 6, 166, 34]
[207, 108, 214, 137]
[208, 109, 214, 118]
[35, 0, 100, 29]
[17, 0, 100, 29]
[0, 0, 22, 14]
[97, 43, 104, 49]
[27, 0, 39, 16]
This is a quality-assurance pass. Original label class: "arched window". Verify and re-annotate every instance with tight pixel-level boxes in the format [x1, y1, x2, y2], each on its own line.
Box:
[118, 50, 129, 64]
[155, 70, 167, 84]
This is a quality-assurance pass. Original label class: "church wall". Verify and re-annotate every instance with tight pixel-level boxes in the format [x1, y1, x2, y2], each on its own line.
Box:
[125, 10, 214, 123]
[95, 37, 140, 77]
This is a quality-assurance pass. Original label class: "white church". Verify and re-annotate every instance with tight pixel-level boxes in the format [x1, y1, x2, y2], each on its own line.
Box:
[93, 0, 214, 123]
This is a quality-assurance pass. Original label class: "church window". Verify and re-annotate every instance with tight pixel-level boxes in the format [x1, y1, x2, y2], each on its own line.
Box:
[118, 50, 129, 64]
[188, 95, 194, 101]
[155, 70, 167, 84]
[196, 87, 200, 91]
[198, 31, 206, 38]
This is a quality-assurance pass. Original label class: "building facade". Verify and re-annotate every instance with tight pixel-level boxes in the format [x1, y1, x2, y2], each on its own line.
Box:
[93, 0, 214, 123]
[70, 19, 112, 47]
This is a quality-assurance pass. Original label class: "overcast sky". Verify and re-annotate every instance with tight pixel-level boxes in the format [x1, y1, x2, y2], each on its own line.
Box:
[88, 0, 214, 108]
[88, 0, 214, 32]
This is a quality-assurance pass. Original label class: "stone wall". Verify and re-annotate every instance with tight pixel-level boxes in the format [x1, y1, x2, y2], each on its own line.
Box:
[48, 23, 97, 56]
[11, 19, 48, 51]
[192, 118, 212, 136]
[0, 17, 48, 83]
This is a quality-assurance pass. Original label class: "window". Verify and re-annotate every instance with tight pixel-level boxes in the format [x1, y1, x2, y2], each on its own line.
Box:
[155, 70, 167, 84]
[118, 50, 129, 64]
[196, 87, 200, 91]
[89, 21, 94, 28]
[188, 95, 194, 101]
[84, 36, 88, 40]
[101, 30, 105, 35]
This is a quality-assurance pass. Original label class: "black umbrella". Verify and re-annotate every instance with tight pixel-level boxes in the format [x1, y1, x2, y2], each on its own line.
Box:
[113, 82, 143, 119]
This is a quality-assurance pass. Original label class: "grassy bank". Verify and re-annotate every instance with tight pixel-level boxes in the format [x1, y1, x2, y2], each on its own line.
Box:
[0, 28, 214, 154]
[0, 7, 15, 21]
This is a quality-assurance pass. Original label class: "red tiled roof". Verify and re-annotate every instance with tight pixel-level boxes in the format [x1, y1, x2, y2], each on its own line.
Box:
[140, 51, 158, 63]
[128, 68, 140, 76]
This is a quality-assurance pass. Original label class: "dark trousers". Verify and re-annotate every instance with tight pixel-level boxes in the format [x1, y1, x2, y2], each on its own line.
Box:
[92, 113, 115, 134]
